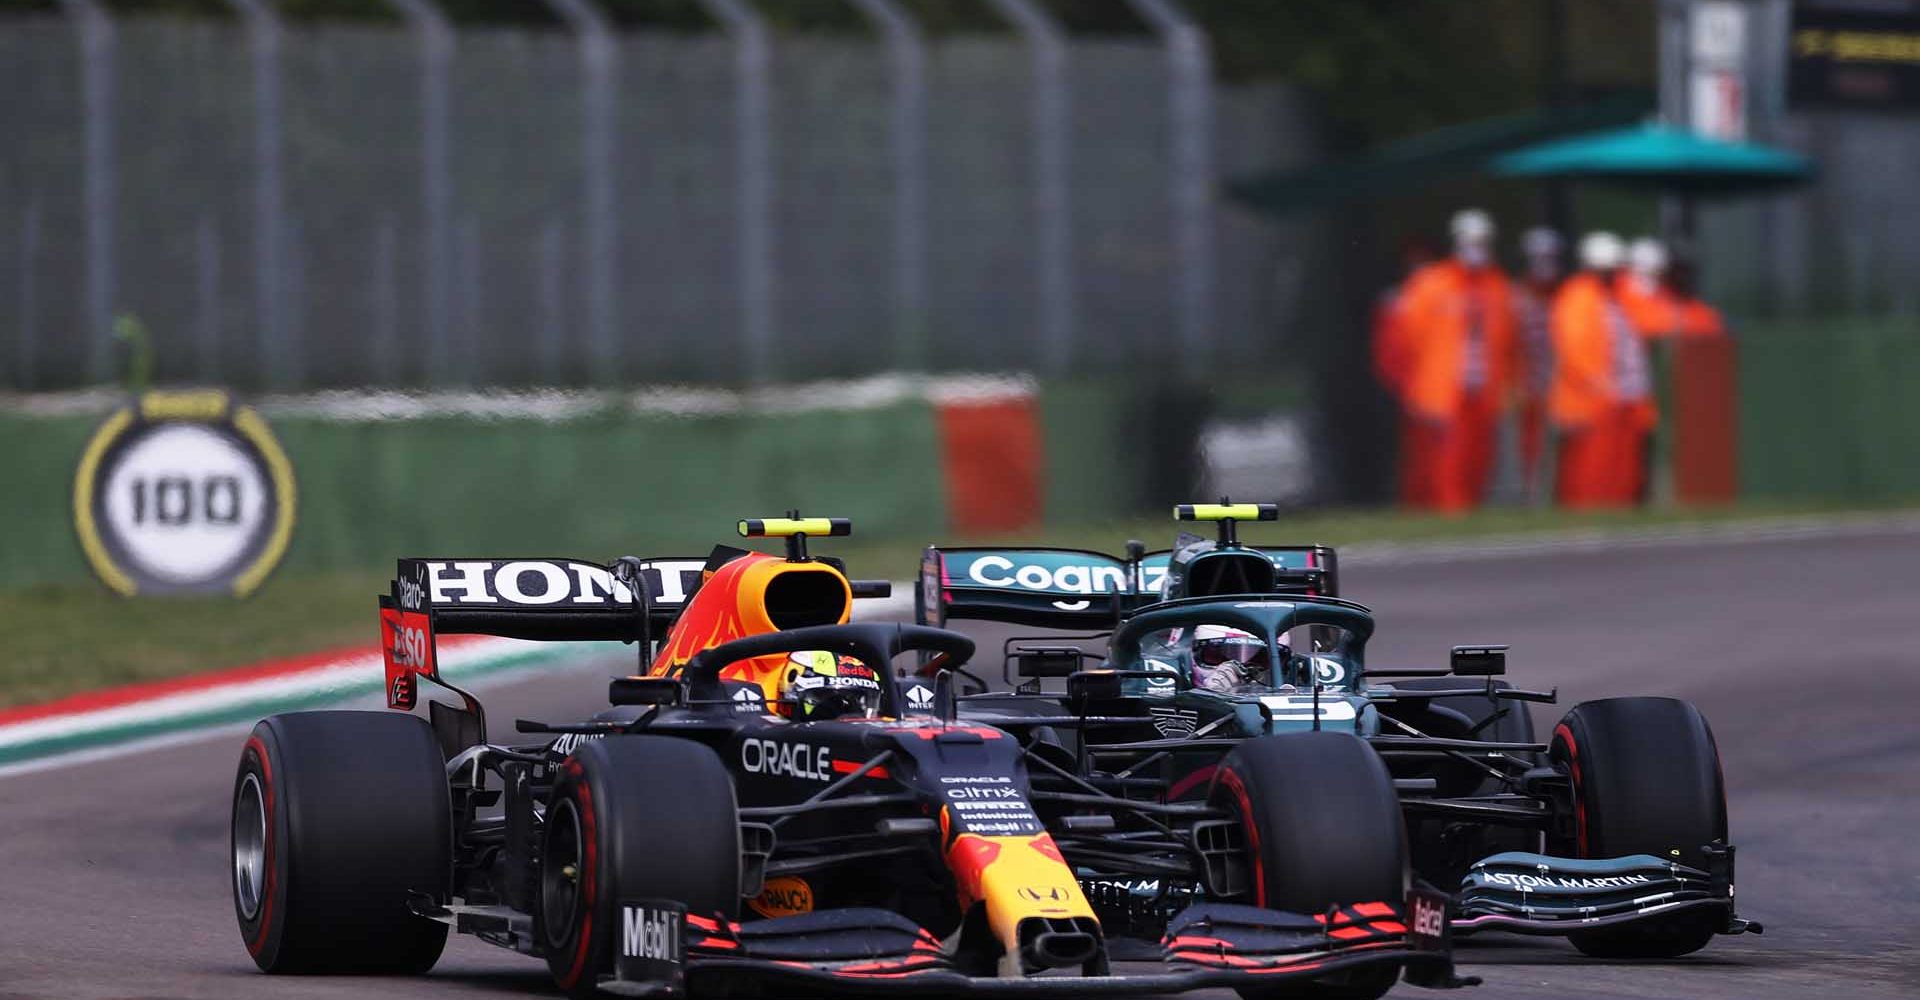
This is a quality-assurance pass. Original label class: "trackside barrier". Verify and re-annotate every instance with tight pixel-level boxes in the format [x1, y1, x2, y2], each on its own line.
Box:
[0, 376, 1163, 589]
[1737, 318, 1920, 502]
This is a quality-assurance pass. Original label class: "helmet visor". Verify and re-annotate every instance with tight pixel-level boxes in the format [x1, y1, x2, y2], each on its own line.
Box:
[789, 654, 884, 719]
[1194, 639, 1269, 672]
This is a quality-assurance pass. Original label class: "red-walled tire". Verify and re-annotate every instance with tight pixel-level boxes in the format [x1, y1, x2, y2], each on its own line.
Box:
[539, 736, 741, 998]
[1550, 697, 1727, 958]
[232, 711, 450, 974]
[1212, 731, 1407, 1000]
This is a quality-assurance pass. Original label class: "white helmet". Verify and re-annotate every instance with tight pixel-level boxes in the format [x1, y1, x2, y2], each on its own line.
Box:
[1451, 209, 1495, 267]
[1451, 208, 1495, 242]
[1628, 237, 1669, 277]
[1191, 625, 1283, 692]
[1580, 231, 1625, 271]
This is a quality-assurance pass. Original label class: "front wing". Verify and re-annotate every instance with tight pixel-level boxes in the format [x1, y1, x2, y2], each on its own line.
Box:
[1452, 847, 1761, 938]
[601, 891, 1471, 996]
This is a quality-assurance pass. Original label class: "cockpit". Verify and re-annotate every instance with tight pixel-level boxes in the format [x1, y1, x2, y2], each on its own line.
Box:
[1121, 603, 1369, 696]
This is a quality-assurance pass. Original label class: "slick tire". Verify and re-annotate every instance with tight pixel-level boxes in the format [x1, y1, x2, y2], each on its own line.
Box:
[540, 736, 741, 998]
[1550, 697, 1727, 959]
[1212, 732, 1407, 1000]
[232, 711, 450, 974]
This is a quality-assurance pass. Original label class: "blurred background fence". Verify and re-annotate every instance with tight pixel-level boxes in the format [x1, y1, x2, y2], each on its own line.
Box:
[1, 0, 1916, 554]
[0, 7, 1320, 390]
[1694, 0, 1920, 319]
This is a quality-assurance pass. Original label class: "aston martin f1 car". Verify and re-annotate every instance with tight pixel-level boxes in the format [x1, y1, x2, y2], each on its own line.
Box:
[230, 517, 1464, 998]
[919, 503, 1763, 961]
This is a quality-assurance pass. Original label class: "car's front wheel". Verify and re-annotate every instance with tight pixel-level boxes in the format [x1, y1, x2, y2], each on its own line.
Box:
[1212, 731, 1408, 1000]
[539, 736, 742, 998]
[1550, 696, 1727, 958]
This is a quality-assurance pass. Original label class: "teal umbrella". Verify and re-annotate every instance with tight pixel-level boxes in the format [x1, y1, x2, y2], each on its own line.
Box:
[1491, 124, 1814, 195]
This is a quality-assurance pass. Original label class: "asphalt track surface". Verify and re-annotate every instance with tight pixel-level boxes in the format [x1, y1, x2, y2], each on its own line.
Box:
[5, 527, 1919, 999]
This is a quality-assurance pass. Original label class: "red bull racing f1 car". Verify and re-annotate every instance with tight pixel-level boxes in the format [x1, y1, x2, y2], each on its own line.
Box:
[230, 517, 1463, 998]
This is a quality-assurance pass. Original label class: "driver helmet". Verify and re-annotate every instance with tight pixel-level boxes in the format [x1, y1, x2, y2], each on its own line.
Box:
[779, 651, 883, 720]
[1191, 625, 1285, 692]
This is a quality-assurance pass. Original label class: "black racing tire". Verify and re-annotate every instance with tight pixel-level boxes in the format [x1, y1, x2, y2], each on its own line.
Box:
[540, 736, 741, 998]
[1212, 731, 1407, 1000]
[232, 711, 450, 974]
[1549, 697, 1727, 959]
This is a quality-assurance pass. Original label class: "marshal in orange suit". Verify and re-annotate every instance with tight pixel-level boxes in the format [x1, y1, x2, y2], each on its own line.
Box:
[1615, 237, 1685, 341]
[1392, 209, 1519, 513]
[1550, 232, 1657, 509]
[1372, 237, 1435, 506]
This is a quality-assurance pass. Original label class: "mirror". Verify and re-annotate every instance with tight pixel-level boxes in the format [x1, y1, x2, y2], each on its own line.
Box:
[1012, 647, 1084, 679]
[609, 676, 685, 706]
[1450, 644, 1508, 676]
[1066, 669, 1124, 702]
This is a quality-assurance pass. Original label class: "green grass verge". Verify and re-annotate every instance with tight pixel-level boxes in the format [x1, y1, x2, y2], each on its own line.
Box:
[5, 500, 1913, 710]
[0, 572, 385, 709]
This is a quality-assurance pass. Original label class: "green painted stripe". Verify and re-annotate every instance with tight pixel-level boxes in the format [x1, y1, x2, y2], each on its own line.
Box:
[0, 642, 620, 768]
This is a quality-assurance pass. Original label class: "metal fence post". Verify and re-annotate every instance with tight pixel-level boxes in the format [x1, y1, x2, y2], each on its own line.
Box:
[542, 0, 619, 384]
[537, 217, 568, 383]
[59, 0, 116, 384]
[1126, 0, 1214, 368]
[284, 211, 306, 375]
[697, 0, 775, 383]
[848, 0, 928, 371]
[987, 0, 1074, 373]
[195, 214, 222, 382]
[457, 215, 482, 380]
[16, 197, 43, 388]
[224, 0, 292, 388]
[382, 0, 454, 387]
[370, 215, 399, 383]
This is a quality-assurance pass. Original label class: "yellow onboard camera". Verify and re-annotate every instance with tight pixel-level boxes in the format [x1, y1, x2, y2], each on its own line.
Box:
[739, 515, 853, 561]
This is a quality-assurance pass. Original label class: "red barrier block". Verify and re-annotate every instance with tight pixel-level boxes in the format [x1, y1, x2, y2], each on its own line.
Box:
[1672, 336, 1738, 505]
[936, 397, 1043, 534]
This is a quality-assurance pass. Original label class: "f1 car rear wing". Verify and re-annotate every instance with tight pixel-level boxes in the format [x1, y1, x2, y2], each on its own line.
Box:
[917, 544, 1337, 630]
[378, 515, 893, 711]
[380, 556, 705, 709]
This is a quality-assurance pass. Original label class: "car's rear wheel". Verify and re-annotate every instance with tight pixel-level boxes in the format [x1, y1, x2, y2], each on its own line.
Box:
[232, 711, 450, 974]
[1550, 697, 1727, 958]
[540, 736, 741, 998]
[1212, 731, 1407, 1000]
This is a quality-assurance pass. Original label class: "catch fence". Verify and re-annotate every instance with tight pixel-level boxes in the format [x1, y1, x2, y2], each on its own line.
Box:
[0, 7, 1322, 391]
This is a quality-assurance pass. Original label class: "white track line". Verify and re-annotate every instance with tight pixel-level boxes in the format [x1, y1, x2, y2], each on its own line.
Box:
[0, 640, 623, 781]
